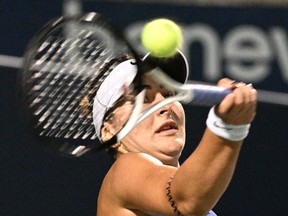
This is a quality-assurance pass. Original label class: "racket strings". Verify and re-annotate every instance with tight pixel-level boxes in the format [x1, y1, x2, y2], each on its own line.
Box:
[23, 15, 137, 147]
[26, 23, 117, 140]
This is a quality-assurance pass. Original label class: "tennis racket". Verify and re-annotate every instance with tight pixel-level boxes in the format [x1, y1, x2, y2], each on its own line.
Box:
[19, 12, 231, 157]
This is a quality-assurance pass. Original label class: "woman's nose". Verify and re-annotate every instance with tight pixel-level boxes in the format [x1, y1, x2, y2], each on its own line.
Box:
[158, 105, 172, 116]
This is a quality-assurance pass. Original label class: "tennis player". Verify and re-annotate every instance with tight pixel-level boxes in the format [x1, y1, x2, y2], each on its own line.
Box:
[83, 51, 257, 216]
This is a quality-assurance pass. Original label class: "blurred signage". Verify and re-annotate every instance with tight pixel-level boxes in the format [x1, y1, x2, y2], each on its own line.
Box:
[125, 21, 288, 92]
[88, 3, 288, 92]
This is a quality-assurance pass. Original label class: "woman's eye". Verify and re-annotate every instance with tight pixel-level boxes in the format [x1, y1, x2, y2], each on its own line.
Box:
[163, 91, 175, 98]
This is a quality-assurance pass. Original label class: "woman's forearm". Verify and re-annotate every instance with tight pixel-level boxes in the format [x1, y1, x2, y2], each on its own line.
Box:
[171, 128, 243, 215]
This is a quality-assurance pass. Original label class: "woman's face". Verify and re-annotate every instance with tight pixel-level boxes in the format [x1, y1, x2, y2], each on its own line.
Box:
[103, 74, 186, 165]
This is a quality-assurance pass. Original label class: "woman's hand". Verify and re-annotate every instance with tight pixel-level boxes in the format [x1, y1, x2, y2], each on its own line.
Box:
[215, 78, 257, 125]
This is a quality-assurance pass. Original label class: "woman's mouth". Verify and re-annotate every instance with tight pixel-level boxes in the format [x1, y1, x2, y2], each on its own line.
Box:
[155, 121, 178, 136]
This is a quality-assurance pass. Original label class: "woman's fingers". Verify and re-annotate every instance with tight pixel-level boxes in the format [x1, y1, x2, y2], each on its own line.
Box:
[215, 79, 257, 125]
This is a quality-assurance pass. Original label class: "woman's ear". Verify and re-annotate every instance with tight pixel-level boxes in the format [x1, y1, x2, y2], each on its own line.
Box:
[101, 121, 114, 142]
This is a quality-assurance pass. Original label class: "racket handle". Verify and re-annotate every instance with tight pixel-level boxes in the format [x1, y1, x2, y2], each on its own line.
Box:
[190, 85, 232, 106]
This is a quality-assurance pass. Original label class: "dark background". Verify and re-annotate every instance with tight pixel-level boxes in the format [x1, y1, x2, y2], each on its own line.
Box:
[1, 1, 287, 215]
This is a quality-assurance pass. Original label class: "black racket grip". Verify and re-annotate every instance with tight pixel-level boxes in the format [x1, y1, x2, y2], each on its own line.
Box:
[190, 87, 232, 106]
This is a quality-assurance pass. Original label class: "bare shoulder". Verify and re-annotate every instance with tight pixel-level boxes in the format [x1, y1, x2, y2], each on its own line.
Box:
[106, 152, 166, 187]
[98, 153, 177, 215]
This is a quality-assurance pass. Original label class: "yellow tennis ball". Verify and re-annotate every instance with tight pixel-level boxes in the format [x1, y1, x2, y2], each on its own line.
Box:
[141, 18, 183, 58]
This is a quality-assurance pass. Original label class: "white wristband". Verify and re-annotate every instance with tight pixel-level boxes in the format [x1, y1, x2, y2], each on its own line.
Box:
[206, 107, 251, 141]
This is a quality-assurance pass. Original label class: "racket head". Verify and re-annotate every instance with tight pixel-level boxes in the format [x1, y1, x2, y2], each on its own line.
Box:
[19, 12, 142, 157]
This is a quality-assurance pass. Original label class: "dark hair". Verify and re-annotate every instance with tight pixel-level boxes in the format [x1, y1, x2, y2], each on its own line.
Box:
[80, 54, 133, 161]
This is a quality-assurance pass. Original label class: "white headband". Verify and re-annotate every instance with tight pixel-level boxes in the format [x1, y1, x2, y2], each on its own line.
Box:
[92, 59, 137, 139]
